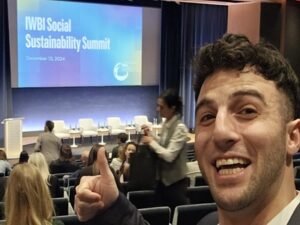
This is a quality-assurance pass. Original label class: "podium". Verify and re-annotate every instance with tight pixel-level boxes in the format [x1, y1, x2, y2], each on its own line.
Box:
[1, 118, 23, 158]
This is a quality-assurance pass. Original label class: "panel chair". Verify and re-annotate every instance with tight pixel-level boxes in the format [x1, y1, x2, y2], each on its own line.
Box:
[127, 190, 156, 209]
[139, 206, 171, 225]
[106, 117, 126, 135]
[53, 120, 71, 141]
[78, 118, 98, 143]
[172, 203, 217, 225]
[133, 115, 153, 133]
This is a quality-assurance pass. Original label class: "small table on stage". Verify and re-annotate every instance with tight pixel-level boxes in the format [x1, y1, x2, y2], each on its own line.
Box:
[125, 126, 136, 142]
[97, 128, 110, 145]
[69, 129, 81, 148]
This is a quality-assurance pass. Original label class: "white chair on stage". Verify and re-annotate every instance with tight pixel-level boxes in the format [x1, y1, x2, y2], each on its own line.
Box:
[78, 118, 98, 143]
[106, 117, 126, 135]
[133, 115, 153, 133]
[52, 120, 71, 140]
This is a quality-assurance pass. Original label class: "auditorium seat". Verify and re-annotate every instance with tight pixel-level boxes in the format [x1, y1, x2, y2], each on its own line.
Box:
[68, 186, 76, 209]
[172, 203, 217, 225]
[53, 215, 85, 225]
[139, 206, 171, 225]
[187, 186, 214, 204]
[127, 190, 156, 208]
[53, 197, 69, 216]
[0, 202, 4, 220]
[194, 175, 208, 186]
[294, 166, 300, 179]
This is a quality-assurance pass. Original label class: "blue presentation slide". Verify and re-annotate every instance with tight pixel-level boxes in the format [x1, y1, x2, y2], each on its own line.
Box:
[17, 0, 142, 87]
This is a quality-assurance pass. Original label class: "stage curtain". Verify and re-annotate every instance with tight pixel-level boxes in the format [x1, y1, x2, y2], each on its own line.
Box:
[0, 0, 13, 146]
[159, 1, 182, 92]
[179, 3, 228, 130]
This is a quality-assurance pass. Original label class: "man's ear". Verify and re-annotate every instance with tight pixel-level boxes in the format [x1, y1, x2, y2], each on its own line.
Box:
[286, 119, 300, 155]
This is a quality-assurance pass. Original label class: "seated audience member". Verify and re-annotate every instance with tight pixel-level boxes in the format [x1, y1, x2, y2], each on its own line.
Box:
[5, 163, 64, 225]
[110, 145, 125, 174]
[111, 132, 128, 160]
[49, 144, 81, 174]
[74, 34, 300, 225]
[76, 144, 123, 192]
[28, 152, 61, 198]
[80, 149, 90, 168]
[12, 150, 29, 168]
[71, 149, 90, 179]
[0, 150, 11, 176]
[34, 120, 62, 164]
[118, 141, 137, 182]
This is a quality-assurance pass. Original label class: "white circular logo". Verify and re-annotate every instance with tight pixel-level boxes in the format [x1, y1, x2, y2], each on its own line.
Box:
[113, 63, 129, 81]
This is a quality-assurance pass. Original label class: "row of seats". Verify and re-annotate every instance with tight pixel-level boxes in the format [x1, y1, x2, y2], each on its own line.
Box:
[53, 115, 155, 139]
[0, 197, 69, 220]
[126, 186, 214, 209]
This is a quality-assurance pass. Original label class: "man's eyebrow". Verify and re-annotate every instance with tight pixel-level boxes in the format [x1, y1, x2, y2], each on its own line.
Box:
[231, 89, 267, 105]
[195, 98, 214, 114]
[195, 89, 267, 114]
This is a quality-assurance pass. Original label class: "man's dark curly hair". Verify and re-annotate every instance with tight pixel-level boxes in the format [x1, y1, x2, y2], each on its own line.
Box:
[193, 33, 300, 119]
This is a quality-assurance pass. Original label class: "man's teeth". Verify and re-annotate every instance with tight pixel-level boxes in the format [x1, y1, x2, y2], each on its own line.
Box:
[219, 167, 243, 175]
[216, 158, 248, 169]
[215, 158, 249, 175]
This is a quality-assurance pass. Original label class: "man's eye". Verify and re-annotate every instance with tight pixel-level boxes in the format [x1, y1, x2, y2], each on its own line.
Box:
[199, 114, 215, 124]
[240, 107, 257, 114]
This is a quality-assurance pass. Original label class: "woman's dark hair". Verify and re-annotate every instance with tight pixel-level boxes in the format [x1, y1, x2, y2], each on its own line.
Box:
[87, 144, 106, 166]
[59, 144, 73, 161]
[117, 133, 128, 144]
[45, 120, 54, 132]
[193, 33, 300, 119]
[159, 89, 183, 116]
[19, 150, 29, 163]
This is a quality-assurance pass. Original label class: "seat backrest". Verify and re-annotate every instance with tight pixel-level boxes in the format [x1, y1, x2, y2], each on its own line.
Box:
[107, 117, 122, 128]
[53, 215, 85, 225]
[194, 176, 208, 186]
[139, 206, 171, 225]
[294, 166, 300, 179]
[0, 202, 4, 220]
[127, 190, 156, 208]
[53, 120, 66, 132]
[172, 203, 217, 225]
[187, 186, 214, 204]
[53, 197, 69, 216]
[78, 118, 94, 130]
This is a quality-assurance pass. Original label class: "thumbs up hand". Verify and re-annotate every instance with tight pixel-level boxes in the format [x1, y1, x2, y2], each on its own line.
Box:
[75, 147, 119, 222]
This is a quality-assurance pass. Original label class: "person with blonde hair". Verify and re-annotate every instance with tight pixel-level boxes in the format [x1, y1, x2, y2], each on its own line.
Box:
[5, 163, 63, 225]
[28, 152, 60, 198]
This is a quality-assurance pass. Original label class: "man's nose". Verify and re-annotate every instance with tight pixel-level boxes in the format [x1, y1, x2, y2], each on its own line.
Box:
[212, 111, 240, 150]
